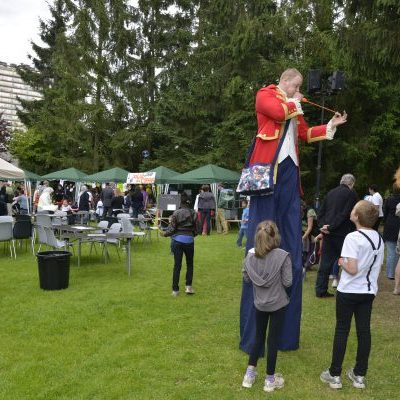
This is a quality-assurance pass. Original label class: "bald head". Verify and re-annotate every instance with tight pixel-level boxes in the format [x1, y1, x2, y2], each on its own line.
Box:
[279, 68, 303, 82]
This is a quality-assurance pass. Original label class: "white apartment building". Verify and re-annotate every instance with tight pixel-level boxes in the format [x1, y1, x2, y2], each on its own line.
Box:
[0, 61, 42, 131]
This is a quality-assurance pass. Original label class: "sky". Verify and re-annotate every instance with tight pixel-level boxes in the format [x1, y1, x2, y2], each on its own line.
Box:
[0, 0, 51, 65]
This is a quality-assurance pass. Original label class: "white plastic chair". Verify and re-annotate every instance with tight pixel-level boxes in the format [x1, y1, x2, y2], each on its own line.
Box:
[0, 217, 16, 258]
[84, 220, 109, 258]
[116, 213, 131, 220]
[36, 225, 48, 252]
[52, 210, 68, 227]
[36, 214, 52, 228]
[95, 220, 109, 233]
[45, 227, 71, 251]
[106, 223, 122, 259]
[137, 214, 152, 242]
[120, 215, 146, 241]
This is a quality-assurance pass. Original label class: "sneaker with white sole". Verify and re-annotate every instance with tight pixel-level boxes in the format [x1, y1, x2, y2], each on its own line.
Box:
[320, 369, 342, 389]
[242, 367, 257, 388]
[172, 290, 179, 297]
[346, 368, 365, 389]
[185, 286, 195, 295]
[263, 373, 284, 392]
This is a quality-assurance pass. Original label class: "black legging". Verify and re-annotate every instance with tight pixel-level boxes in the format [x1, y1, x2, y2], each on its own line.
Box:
[329, 291, 375, 377]
[171, 240, 194, 292]
[248, 306, 286, 375]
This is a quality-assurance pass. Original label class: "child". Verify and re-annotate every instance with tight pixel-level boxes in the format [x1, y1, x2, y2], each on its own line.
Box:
[236, 199, 249, 247]
[320, 200, 384, 390]
[241, 220, 292, 392]
[95, 199, 104, 221]
[161, 192, 198, 296]
[60, 199, 72, 213]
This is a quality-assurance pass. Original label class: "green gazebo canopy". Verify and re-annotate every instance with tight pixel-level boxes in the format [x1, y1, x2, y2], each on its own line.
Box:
[42, 167, 87, 181]
[168, 164, 240, 184]
[84, 167, 130, 183]
[23, 170, 43, 181]
[145, 166, 180, 184]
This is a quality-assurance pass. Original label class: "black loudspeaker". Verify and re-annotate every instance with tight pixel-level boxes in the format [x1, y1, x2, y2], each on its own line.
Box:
[330, 70, 344, 91]
[307, 70, 321, 93]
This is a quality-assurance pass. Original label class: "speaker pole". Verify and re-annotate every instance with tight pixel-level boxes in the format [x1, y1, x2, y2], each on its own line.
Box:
[315, 94, 325, 210]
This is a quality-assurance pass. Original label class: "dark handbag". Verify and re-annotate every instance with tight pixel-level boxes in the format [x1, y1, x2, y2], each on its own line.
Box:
[236, 120, 291, 195]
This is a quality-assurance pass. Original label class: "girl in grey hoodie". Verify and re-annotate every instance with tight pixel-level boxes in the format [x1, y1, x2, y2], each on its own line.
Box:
[241, 220, 293, 392]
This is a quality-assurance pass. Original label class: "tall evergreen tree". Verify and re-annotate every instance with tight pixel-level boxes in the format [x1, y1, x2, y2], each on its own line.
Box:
[332, 0, 400, 190]
[120, 0, 195, 171]
[66, 0, 136, 171]
[151, 0, 291, 171]
[11, 0, 87, 173]
[16, 0, 70, 127]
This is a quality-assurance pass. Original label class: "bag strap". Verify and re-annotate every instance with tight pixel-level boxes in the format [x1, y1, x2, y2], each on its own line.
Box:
[357, 230, 382, 291]
[244, 119, 291, 168]
[271, 119, 292, 167]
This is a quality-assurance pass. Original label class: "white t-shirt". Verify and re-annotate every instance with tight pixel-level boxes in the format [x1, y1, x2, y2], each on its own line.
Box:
[370, 192, 383, 217]
[337, 229, 384, 295]
[96, 200, 104, 216]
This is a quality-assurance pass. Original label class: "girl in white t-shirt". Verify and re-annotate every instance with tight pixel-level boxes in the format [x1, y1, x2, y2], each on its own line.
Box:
[320, 200, 384, 390]
[60, 199, 72, 213]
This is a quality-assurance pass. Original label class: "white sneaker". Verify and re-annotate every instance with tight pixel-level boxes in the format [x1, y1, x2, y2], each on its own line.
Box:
[172, 290, 179, 297]
[332, 278, 338, 288]
[185, 286, 195, 295]
[346, 368, 366, 389]
[242, 368, 257, 388]
[263, 373, 284, 392]
[320, 369, 342, 389]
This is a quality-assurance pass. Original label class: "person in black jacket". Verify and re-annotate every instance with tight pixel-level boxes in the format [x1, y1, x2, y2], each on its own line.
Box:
[111, 188, 124, 216]
[161, 192, 197, 296]
[315, 174, 358, 297]
[383, 183, 400, 279]
[197, 184, 216, 235]
[0, 198, 7, 216]
[130, 186, 143, 219]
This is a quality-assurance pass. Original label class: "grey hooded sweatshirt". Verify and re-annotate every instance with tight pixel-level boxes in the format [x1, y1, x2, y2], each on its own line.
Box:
[243, 248, 293, 312]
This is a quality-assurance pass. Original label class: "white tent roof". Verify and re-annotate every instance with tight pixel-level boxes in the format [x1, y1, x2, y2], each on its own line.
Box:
[0, 157, 25, 180]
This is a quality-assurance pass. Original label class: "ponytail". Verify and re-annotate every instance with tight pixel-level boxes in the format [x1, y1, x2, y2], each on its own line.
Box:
[254, 220, 281, 258]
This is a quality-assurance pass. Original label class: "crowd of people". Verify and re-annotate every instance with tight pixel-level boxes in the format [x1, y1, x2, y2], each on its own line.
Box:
[163, 181, 398, 392]
[0, 181, 29, 215]
[246, 171, 400, 392]
[2, 169, 400, 394]
[0, 180, 156, 220]
[298, 174, 400, 299]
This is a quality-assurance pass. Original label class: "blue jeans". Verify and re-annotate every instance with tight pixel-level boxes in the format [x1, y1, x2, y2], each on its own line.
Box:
[236, 227, 248, 247]
[385, 241, 398, 279]
[331, 259, 339, 278]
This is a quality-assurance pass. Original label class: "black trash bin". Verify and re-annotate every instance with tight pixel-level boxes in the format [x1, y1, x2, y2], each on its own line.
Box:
[36, 251, 72, 290]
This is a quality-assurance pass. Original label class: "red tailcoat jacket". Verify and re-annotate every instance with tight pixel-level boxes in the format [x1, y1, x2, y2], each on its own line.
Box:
[250, 85, 329, 168]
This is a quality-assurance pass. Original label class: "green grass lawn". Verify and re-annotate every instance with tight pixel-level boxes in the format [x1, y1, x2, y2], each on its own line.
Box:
[0, 233, 398, 399]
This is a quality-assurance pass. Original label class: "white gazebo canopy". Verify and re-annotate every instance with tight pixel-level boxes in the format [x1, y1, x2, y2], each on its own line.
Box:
[0, 157, 25, 180]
